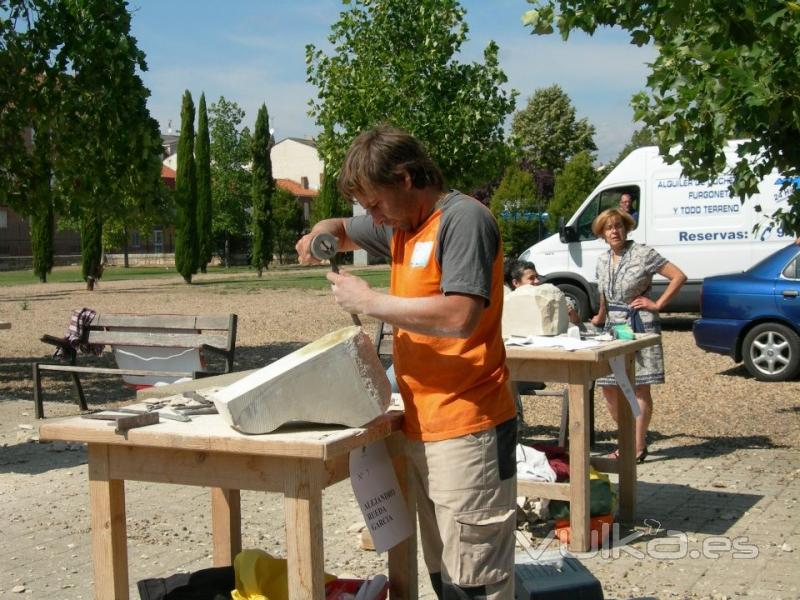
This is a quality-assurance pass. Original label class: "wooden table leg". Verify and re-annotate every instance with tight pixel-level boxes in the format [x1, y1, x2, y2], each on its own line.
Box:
[617, 353, 637, 522]
[88, 444, 129, 600]
[284, 459, 325, 600]
[386, 432, 417, 600]
[211, 488, 241, 566]
[567, 370, 591, 552]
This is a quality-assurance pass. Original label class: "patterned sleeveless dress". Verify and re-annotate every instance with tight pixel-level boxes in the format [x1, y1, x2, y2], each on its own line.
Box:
[596, 241, 667, 386]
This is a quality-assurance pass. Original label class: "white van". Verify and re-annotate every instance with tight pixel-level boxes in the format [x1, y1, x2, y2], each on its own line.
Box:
[518, 141, 796, 318]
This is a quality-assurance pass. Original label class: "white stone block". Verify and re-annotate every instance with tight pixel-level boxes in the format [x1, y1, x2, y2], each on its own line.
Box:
[502, 283, 568, 338]
[212, 326, 391, 434]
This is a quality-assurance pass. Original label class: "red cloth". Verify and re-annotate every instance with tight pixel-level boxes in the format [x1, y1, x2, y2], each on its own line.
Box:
[532, 443, 570, 482]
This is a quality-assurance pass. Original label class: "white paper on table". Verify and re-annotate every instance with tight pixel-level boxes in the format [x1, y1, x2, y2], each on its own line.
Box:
[609, 355, 641, 418]
[349, 440, 412, 553]
[505, 335, 601, 351]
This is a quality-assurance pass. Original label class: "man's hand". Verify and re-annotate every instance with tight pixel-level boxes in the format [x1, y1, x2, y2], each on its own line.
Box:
[295, 232, 322, 265]
[327, 270, 374, 315]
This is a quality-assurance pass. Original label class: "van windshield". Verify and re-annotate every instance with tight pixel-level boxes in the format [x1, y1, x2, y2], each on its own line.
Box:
[575, 187, 640, 240]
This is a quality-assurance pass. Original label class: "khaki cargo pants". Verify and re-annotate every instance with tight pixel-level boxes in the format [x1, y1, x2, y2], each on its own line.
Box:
[407, 418, 517, 599]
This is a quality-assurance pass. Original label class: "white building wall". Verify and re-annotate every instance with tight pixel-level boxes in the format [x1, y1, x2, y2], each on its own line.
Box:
[163, 153, 178, 170]
[270, 139, 323, 190]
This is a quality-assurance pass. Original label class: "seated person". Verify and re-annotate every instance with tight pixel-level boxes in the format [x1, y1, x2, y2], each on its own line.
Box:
[504, 259, 541, 291]
[504, 259, 546, 394]
[619, 192, 639, 225]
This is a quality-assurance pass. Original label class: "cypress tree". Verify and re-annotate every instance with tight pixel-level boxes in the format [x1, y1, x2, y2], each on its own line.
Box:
[312, 164, 348, 224]
[250, 104, 274, 276]
[81, 208, 103, 291]
[30, 138, 54, 283]
[30, 203, 54, 283]
[175, 90, 198, 283]
[196, 93, 213, 273]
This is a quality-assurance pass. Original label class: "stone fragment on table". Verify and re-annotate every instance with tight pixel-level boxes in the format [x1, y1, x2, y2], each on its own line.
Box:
[212, 326, 391, 434]
[502, 283, 568, 338]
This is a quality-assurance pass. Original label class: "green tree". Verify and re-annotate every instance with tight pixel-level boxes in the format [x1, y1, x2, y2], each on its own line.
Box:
[490, 165, 542, 258]
[30, 200, 54, 284]
[523, 0, 800, 236]
[80, 208, 103, 291]
[175, 90, 198, 283]
[306, 0, 517, 191]
[0, 0, 164, 279]
[548, 151, 600, 230]
[272, 188, 304, 264]
[312, 164, 350, 224]
[29, 132, 54, 282]
[209, 97, 251, 267]
[511, 84, 597, 173]
[196, 93, 213, 273]
[250, 104, 274, 276]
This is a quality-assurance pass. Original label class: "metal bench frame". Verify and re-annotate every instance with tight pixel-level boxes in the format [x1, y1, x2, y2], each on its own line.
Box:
[33, 313, 237, 418]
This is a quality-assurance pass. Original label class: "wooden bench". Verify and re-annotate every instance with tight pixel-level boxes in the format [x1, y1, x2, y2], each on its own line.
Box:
[33, 313, 238, 419]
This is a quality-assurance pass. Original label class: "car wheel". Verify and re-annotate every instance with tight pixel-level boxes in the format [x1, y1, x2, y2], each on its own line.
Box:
[742, 322, 800, 382]
[557, 283, 591, 322]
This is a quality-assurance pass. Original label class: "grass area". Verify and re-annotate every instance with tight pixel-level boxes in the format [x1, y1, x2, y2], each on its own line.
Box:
[0, 264, 391, 290]
[204, 267, 391, 292]
[0, 265, 249, 285]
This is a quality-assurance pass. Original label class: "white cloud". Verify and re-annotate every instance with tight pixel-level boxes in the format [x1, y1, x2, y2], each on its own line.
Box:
[143, 60, 320, 141]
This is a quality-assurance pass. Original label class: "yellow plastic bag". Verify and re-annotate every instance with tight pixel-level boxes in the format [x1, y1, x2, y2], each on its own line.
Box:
[232, 549, 336, 600]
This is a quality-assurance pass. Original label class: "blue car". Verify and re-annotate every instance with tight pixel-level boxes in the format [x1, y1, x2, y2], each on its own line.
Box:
[693, 242, 800, 381]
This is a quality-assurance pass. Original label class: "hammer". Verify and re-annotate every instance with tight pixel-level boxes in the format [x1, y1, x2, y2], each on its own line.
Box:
[310, 233, 362, 327]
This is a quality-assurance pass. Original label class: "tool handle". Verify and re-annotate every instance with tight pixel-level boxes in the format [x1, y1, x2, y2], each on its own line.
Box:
[329, 259, 361, 326]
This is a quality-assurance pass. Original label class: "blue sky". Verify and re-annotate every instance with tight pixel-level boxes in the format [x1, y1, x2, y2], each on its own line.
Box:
[129, 0, 656, 163]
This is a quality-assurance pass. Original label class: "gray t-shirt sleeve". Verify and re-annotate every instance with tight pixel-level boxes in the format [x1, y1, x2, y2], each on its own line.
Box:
[345, 215, 392, 260]
[436, 195, 499, 304]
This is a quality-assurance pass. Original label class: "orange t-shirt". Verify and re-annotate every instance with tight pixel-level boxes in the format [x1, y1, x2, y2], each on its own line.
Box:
[385, 194, 515, 441]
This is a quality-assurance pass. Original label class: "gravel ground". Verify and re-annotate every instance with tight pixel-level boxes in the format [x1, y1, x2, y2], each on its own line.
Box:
[0, 266, 798, 598]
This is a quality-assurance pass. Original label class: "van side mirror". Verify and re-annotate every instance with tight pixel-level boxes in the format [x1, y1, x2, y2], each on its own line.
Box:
[558, 217, 578, 243]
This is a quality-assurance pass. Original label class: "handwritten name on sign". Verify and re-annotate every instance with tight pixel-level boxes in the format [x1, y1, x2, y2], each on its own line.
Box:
[349, 441, 412, 553]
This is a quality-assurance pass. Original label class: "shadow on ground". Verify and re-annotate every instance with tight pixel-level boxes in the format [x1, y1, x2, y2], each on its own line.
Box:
[0, 438, 86, 475]
[518, 419, 784, 462]
[524, 480, 762, 547]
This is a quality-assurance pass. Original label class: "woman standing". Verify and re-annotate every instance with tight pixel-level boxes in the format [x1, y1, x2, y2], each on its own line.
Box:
[590, 208, 686, 462]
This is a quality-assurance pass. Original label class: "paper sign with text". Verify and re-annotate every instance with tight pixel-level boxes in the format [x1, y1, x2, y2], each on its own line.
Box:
[609, 355, 641, 418]
[349, 440, 412, 553]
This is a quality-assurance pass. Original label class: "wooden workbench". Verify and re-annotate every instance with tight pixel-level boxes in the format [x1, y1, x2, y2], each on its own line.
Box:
[39, 385, 417, 600]
[506, 333, 659, 551]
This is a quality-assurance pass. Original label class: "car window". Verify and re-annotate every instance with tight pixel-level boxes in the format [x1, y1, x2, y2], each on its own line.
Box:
[575, 186, 640, 241]
[782, 256, 800, 280]
[576, 195, 600, 241]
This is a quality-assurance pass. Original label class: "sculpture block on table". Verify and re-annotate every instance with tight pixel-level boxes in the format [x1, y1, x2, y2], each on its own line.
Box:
[211, 326, 391, 434]
[502, 283, 569, 338]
